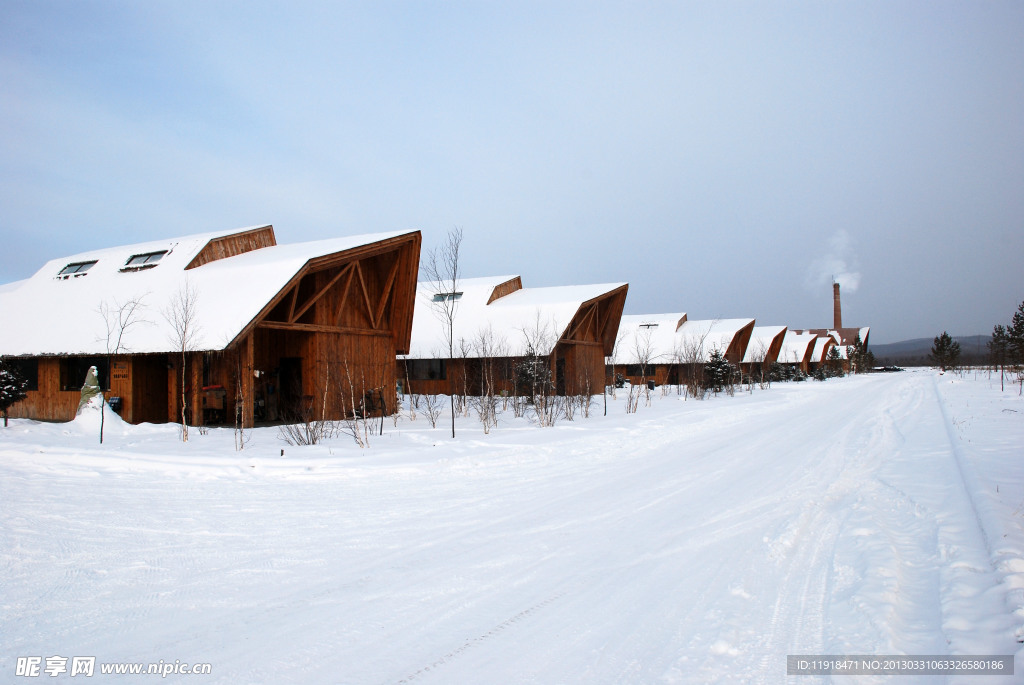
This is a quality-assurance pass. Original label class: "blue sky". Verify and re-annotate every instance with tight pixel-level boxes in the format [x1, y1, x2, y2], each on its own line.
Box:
[2, 1, 1022, 343]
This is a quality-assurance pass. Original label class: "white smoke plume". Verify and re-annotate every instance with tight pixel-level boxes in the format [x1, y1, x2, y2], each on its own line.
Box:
[806, 229, 861, 293]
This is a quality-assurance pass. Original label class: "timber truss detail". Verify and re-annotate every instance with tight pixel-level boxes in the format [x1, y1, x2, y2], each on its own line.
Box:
[257, 255, 401, 336]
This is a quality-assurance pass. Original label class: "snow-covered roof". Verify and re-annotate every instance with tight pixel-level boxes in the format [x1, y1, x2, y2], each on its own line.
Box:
[810, 335, 836, 363]
[821, 329, 869, 360]
[0, 226, 413, 356]
[741, 326, 788, 364]
[402, 276, 628, 359]
[616, 316, 755, 364]
[791, 326, 870, 352]
[675, 318, 756, 363]
[777, 331, 818, 365]
[614, 313, 687, 364]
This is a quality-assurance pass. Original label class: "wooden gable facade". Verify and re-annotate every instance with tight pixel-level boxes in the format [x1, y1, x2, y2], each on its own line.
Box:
[552, 285, 629, 395]
[212, 232, 420, 427]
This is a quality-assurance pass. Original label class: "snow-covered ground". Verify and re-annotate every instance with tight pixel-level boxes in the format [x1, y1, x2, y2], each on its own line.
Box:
[2, 370, 1022, 684]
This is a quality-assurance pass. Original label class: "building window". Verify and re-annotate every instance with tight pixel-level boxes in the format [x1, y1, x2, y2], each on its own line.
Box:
[121, 251, 167, 272]
[3, 358, 38, 391]
[59, 357, 110, 391]
[57, 260, 98, 277]
[431, 292, 462, 302]
[404, 359, 446, 381]
[625, 364, 649, 376]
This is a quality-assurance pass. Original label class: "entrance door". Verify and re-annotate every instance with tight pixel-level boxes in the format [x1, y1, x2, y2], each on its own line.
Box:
[278, 357, 304, 420]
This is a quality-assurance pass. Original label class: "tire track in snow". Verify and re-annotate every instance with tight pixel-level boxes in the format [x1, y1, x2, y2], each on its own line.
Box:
[392, 585, 573, 684]
[745, 375, 920, 677]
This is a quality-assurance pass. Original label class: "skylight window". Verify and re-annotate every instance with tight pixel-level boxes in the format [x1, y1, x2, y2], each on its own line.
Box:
[58, 260, 97, 277]
[432, 292, 463, 302]
[126, 251, 166, 266]
[120, 250, 168, 272]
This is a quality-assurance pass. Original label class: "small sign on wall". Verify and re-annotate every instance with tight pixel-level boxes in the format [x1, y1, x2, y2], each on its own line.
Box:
[111, 361, 130, 382]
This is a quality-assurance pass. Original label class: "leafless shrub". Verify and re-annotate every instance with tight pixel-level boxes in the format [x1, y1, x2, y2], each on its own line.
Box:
[675, 326, 711, 400]
[473, 325, 505, 434]
[578, 368, 595, 419]
[279, 363, 334, 446]
[423, 394, 443, 428]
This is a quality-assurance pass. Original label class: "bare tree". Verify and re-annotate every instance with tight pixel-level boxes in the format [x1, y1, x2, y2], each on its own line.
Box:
[630, 326, 656, 411]
[676, 325, 712, 400]
[233, 356, 252, 451]
[607, 328, 627, 401]
[422, 227, 464, 438]
[97, 295, 151, 444]
[473, 325, 505, 434]
[455, 336, 473, 418]
[339, 360, 369, 448]
[164, 280, 200, 442]
[746, 339, 769, 391]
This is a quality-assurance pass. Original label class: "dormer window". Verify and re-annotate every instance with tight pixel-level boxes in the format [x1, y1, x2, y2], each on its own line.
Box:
[57, 260, 97, 278]
[121, 250, 167, 272]
[432, 292, 462, 302]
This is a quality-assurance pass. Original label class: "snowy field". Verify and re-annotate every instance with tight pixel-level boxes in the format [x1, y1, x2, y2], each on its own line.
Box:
[2, 369, 1022, 684]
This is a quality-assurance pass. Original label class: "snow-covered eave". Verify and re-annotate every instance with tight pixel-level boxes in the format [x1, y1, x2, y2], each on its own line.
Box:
[741, 326, 789, 364]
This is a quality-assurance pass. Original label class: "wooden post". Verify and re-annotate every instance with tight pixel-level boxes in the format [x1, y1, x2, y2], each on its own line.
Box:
[242, 334, 254, 428]
[167, 359, 178, 424]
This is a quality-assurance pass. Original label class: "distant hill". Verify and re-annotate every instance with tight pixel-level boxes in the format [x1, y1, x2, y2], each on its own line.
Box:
[871, 335, 990, 366]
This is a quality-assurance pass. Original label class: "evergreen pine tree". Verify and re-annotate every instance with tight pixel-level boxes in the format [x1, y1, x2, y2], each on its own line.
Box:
[1008, 301, 1024, 366]
[704, 349, 731, 395]
[989, 324, 1009, 391]
[930, 331, 961, 372]
[846, 334, 868, 374]
[825, 346, 845, 378]
[0, 359, 29, 427]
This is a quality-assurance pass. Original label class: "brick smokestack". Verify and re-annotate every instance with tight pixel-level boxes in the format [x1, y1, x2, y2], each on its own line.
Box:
[833, 282, 842, 330]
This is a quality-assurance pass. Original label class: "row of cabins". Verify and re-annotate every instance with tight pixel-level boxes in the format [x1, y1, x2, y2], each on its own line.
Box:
[611, 317, 869, 387]
[0, 226, 868, 426]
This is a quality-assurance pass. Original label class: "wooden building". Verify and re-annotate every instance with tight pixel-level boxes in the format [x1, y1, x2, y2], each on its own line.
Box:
[777, 331, 819, 372]
[614, 314, 756, 386]
[0, 225, 420, 427]
[807, 334, 838, 370]
[399, 275, 628, 397]
[740, 325, 789, 377]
